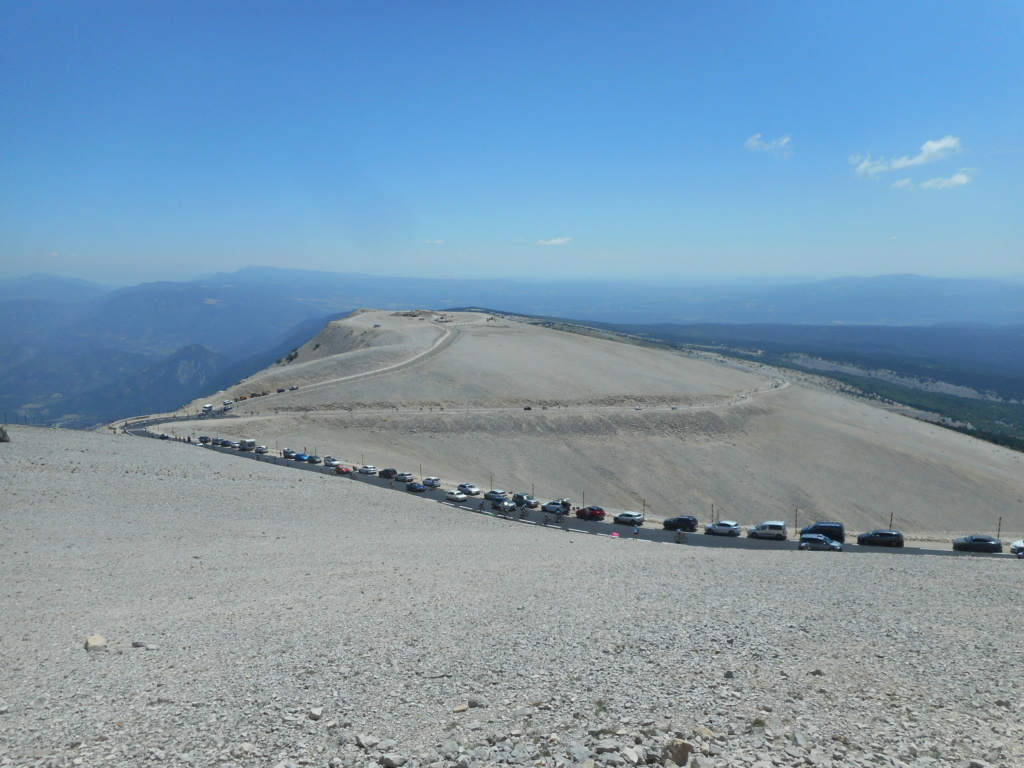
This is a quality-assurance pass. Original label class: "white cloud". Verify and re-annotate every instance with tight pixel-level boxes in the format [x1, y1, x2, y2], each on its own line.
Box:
[890, 178, 914, 190]
[853, 135, 962, 178]
[920, 171, 971, 190]
[423, 239, 445, 244]
[536, 237, 572, 246]
[745, 133, 792, 157]
[891, 135, 961, 169]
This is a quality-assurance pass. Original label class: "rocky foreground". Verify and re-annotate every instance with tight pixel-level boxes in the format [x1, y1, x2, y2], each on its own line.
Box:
[1, 426, 1020, 768]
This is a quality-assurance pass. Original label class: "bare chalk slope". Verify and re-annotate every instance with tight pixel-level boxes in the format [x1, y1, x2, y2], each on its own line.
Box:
[179, 310, 1024, 537]
[2, 425, 1022, 767]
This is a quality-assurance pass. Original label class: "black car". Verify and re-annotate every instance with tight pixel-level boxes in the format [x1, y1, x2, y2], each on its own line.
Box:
[857, 529, 904, 547]
[198, 435, 211, 444]
[800, 521, 846, 543]
[406, 481, 427, 492]
[663, 516, 699, 532]
[512, 493, 539, 508]
[306, 455, 322, 464]
[952, 535, 1003, 553]
[378, 468, 398, 479]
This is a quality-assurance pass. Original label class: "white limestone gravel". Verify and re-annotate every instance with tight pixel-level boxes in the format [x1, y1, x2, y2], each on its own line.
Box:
[1, 425, 1021, 768]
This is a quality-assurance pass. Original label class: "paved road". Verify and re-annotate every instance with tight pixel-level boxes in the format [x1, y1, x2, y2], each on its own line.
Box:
[124, 418, 1013, 560]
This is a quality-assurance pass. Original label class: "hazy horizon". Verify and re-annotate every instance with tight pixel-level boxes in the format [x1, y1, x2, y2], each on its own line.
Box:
[4, 267, 1024, 292]
[2, 3, 1021, 285]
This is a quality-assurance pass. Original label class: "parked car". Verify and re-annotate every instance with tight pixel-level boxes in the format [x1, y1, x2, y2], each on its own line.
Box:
[857, 529, 905, 547]
[491, 499, 517, 513]
[358, 465, 377, 474]
[800, 521, 846, 544]
[614, 511, 645, 526]
[293, 453, 309, 462]
[406, 481, 427, 492]
[229, 441, 241, 450]
[324, 457, 341, 467]
[378, 468, 398, 479]
[542, 499, 571, 513]
[277, 388, 286, 393]
[457, 483, 481, 496]
[512, 493, 539, 508]
[576, 506, 606, 521]
[748, 521, 788, 540]
[283, 448, 297, 458]
[800, 533, 843, 551]
[446, 490, 468, 502]
[423, 476, 442, 488]
[395, 472, 414, 482]
[335, 465, 353, 475]
[484, 489, 508, 501]
[306, 455, 322, 464]
[159, 433, 170, 440]
[198, 435, 211, 444]
[255, 445, 269, 454]
[1011, 539, 1024, 555]
[663, 515, 699, 532]
[289, 385, 298, 390]
[952, 535, 1003, 553]
[705, 520, 742, 536]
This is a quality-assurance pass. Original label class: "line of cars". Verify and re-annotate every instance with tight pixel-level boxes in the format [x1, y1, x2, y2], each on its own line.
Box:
[196, 439, 1016, 553]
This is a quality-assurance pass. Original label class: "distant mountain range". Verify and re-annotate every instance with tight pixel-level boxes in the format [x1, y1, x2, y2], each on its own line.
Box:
[1, 268, 1022, 427]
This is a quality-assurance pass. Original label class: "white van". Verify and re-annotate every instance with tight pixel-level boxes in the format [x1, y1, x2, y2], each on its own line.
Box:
[747, 521, 788, 540]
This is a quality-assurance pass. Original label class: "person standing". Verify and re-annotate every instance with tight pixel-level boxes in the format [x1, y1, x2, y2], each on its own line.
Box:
[633, 525, 639, 540]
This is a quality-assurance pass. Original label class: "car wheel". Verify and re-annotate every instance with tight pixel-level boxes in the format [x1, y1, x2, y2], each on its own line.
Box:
[731, 531, 739, 537]
[777, 534, 786, 541]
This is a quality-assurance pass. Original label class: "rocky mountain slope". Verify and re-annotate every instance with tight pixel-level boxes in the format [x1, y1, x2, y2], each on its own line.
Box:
[173, 310, 1024, 538]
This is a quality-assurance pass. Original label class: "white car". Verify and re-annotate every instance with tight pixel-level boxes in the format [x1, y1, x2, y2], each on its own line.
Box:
[358, 465, 377, 474]
[542, 499, 571, 513]
[705, 520, 742, 536]
[445, 490, 468, 503]
[613, 511, 645, 526]
[457, 483, 481, 496]
[1011, 539, 1024, 555]
[324, 457, 341, 467]
[423, 477, 441, 487]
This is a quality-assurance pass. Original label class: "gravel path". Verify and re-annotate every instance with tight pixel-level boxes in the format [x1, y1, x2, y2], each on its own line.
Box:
[2, 425, 1021, 768]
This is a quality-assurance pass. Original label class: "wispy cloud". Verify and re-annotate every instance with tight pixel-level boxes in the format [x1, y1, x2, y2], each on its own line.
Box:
[745, 133, 792, 157]
[852, 135, 962, 178]
[891, 178, 914, 190]
[424, 239, 445, 244]
[921, 170, 971, 190]
[536, 237, 572, 246]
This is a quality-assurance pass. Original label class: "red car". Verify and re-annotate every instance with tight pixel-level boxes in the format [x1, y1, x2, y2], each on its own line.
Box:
[576, 506, 606, 521]
[334, 465, 353, 475]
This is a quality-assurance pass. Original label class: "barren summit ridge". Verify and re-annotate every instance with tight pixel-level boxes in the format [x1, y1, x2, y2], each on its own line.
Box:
[177, 310, 1024, 538]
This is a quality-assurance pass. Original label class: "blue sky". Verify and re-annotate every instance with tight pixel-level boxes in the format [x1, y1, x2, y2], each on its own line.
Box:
[1, 1, 1022, 284]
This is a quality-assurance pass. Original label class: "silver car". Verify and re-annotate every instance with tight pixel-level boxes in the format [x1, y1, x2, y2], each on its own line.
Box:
[705, 520, 742, 536]
[613, 511, 645, 525]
